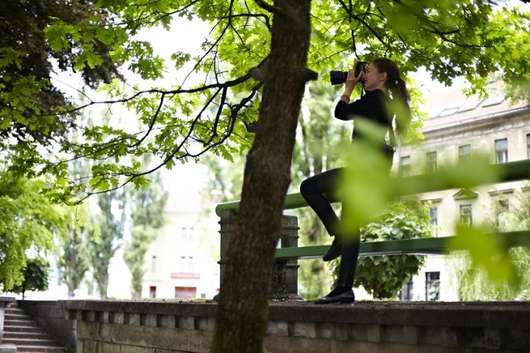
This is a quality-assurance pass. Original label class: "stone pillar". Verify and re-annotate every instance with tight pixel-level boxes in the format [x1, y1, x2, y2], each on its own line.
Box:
[218, 210, 299, 299]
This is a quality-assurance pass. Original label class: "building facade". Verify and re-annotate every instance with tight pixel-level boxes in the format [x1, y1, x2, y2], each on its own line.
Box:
[395, 85, 530, 301]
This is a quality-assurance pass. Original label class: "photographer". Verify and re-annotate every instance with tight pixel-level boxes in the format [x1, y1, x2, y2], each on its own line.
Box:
[299, 58, 411, 304]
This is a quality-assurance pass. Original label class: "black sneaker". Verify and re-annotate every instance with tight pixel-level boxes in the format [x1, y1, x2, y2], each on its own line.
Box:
[314, 287, 355, 304]
[323, 237, 342, 261]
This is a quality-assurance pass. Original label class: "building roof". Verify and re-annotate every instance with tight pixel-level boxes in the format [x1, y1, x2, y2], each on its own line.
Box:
[421, 82, 529, 134]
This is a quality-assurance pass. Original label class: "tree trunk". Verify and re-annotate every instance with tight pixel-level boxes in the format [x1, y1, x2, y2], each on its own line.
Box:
[210, 1, 314, 352]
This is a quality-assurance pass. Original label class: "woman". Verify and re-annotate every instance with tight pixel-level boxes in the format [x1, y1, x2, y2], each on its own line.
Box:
[299, 58, 411, 304]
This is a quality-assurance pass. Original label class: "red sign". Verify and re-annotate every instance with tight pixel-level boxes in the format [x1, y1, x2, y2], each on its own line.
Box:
[170, 272, 200, 279]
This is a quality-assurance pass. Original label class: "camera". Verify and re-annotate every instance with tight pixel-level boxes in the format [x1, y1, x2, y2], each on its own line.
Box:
[329, 61, 368, 85]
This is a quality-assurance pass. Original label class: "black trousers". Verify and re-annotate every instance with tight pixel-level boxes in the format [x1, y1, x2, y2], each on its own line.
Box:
[300, 147, 394, 288]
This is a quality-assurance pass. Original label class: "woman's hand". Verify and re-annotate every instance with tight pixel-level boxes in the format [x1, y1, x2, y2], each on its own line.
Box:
[343, 66, 363, 97]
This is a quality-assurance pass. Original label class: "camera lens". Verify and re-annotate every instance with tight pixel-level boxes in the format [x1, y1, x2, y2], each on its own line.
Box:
[330, 71, 348, 85]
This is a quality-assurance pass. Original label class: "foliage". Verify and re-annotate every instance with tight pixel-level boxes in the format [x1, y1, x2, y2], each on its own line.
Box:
[123, 163, 168, 299]
[0, 0, 128, 177]
[10, 258, 50, 300]
[57, 204, 92, 298]
[332, 200, 432, 299]
[0, 0, 527, 203]
[0, 171, 66, 291]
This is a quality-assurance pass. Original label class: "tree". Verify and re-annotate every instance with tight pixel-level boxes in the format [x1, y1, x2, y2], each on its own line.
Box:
[0, 0, 165, 179]
[87, 189, 127, 299]
[57, 204, 92, 298]
[56, 114, 94, 298]
[0, 171, 66, 291]
[123, 166, 168, 299]
[11, 258, 50, 300]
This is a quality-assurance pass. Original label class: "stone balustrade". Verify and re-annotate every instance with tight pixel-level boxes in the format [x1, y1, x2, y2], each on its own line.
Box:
[59, 299, 530, 353]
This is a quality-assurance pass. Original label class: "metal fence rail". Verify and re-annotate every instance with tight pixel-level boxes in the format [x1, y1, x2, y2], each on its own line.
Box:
[215, 159, 530, 258]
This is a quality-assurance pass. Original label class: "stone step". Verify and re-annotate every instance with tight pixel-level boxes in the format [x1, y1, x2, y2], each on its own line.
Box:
[2, 301, 67, 353]
[3, 325, 44, 333]
[1, 337, 57, 346]
[3, 330, 49, 339]
[13, 345, 65, 353]
[4, 319, 38, 327]
[5, 307, 25, 314]
[4, 312, 32, 320]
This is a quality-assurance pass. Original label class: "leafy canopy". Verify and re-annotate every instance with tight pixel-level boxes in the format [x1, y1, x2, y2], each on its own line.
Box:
[0, 0, 528, 202]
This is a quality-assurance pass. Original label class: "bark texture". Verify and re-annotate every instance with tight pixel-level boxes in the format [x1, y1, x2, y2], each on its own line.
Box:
[209, 1, 314, 352]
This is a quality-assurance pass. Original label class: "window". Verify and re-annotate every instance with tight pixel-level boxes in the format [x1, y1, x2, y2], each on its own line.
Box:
[149, 286, 157, 298]
[527, 133, 530, 159]
[181, 226, 195, 242]
[177, 255, 195, 272]
[495, 199, 509, 228]
[458, 144, 471, 162]
[175, 286, 196, 299]
[429, 206, 438, 236]
[495, 138, 508, 164]
[399, 277, 414, 301]
[459, 204, 473, 226]
[187, 256, 195, 272]
[425, 151, 437, 173]
[399, 156, 411, 176]
[425, 272, 440, 301]
[151, 255, 157, 273]
[178, 255, 186, 271]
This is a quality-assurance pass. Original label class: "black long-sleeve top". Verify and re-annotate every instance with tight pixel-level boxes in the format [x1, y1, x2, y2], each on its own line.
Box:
[334, 89, 393, 142]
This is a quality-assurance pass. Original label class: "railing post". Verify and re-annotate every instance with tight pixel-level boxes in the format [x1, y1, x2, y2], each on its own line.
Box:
[218, 210, 300, 299]
[271, 215, 300, 300]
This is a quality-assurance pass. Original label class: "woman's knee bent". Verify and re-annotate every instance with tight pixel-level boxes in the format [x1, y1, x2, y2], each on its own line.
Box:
[300, 177, 318, 197]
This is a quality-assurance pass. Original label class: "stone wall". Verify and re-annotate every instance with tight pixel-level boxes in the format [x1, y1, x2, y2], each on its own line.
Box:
[63, 300, 530, 353]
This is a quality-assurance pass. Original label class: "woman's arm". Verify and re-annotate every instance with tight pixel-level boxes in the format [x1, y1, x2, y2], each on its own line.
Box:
[334, 67, 366, 120]
[334, 92, 377, 121]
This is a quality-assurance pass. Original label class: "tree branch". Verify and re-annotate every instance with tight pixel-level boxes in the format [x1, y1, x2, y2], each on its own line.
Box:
[74, 83, 262, 203]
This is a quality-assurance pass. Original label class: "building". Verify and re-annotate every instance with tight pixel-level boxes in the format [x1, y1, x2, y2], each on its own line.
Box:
[395, 83, 530, 301]
[141, 208, 220, 300]
[141, 166, 220, 301]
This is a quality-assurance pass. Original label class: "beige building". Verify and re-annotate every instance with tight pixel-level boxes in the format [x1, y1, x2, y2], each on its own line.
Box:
[395, 84, 530, 301]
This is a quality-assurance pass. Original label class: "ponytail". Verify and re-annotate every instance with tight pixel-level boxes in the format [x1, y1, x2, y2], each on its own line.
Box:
[389, 77, 411, 138]
[372, 58, 412, 139]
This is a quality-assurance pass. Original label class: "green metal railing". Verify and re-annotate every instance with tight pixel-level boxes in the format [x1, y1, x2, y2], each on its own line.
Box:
[215, 159, 530, 258]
